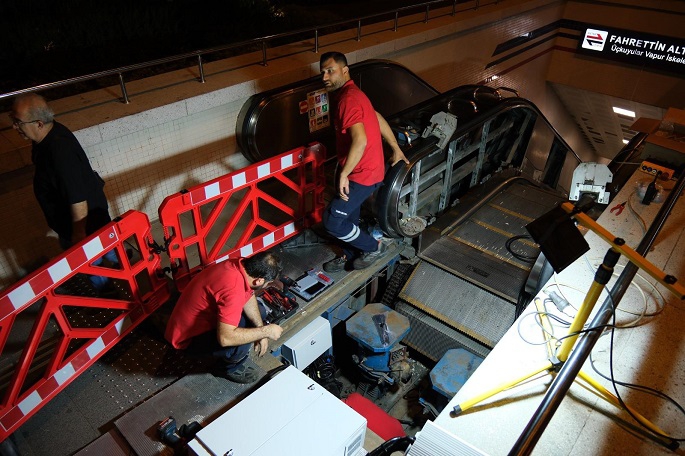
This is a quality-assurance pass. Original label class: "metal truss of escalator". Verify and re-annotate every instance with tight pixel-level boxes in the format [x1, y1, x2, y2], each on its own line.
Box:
[377, 86, 582, 239]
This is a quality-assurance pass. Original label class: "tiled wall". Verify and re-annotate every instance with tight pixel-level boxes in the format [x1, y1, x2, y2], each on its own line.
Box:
[85, 101, 249, 219]
[0, 0, 589, 288]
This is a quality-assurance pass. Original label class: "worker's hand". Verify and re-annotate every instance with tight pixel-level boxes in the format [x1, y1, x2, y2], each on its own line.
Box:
[255, 338, 269, 357]
[389, 148, 409, 166]
[266, 323, 283, 341]
[254, 324, 282, 356]
[338, 175, 350, 201]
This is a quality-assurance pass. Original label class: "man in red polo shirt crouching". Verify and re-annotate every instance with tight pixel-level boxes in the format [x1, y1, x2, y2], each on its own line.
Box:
[165, 251, 284, 383]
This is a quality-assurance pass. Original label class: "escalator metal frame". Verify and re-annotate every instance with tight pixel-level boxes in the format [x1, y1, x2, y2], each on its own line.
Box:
[377, 88, 582, 239]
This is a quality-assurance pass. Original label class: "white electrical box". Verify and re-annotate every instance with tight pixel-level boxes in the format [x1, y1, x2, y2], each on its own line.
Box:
[281, 316, 332, 370]
[188, 366, 367, 456]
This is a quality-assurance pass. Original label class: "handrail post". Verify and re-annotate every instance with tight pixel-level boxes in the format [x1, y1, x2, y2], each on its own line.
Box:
[118, 73, 130, 104]
[357, 20, 362, 41]
[424, 5, 430, 23]
[452, 0, 457, 16]
[261, 41, 268, 66]
[394, 12, 399, 31]
[314, 29, 319, 53]
[476, 0, 480, 9]
[197, 55, 206, 83]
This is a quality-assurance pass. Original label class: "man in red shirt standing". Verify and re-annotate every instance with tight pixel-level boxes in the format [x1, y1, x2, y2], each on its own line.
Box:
[320, 51, 409, 271]
[165, 251, 284, 383]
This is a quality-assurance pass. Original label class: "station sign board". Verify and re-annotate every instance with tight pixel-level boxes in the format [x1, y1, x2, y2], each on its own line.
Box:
[577, 25, 685, 74]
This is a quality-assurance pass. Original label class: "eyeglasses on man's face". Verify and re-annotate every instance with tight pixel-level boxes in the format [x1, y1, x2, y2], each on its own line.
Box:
[9, 116, 39, 128]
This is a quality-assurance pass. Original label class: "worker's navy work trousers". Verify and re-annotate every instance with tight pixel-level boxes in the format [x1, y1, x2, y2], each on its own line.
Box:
[188, 314, 251, 374]
[323, 180, 382, 259]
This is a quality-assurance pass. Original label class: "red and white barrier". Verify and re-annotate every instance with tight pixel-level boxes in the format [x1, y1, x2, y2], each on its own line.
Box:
[0, 143, 327, 442]
[0, 210, 169, 441]
[159, 143, 326, 290]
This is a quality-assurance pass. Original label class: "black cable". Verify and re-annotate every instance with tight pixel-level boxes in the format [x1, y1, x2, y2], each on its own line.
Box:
[590, 353, 685, 421]
[305, 354, 343, 398]
[519, 288, 685, 445]
[554, 324, 614, 344]
[505, 234, 537, 262]
[316, 361, 337, 382]
[601, 287, 685, 444]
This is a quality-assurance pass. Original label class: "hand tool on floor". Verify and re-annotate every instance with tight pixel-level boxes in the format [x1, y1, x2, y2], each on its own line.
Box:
[610, 201, 626, 215]
[372, 313, 390, 347]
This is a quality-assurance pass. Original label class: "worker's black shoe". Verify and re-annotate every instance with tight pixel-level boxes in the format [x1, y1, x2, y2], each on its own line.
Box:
[215, 363, 260, 384]
[323, 255, 347, 273]
[353, 242, 387, 270]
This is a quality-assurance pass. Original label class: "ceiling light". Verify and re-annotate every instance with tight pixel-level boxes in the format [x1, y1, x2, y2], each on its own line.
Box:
[622, 139, 629, 144]
[613, 107, 635, 117]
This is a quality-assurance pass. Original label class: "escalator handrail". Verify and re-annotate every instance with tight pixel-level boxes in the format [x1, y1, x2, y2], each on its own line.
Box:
[387, 85, 583, 165]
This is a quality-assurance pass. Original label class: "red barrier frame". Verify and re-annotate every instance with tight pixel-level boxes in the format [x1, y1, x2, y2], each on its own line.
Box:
[0, 143, 326, 442]
[158, 143, 326, 290]
[0, 210, 170, 442]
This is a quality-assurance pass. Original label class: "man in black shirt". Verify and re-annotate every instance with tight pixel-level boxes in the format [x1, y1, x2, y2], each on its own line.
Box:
[11, 94, 114, 289]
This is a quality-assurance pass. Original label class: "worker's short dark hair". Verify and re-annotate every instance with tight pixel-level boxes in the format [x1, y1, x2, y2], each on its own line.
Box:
[320, 51, 347, 68]
[243, 251, 282, 282]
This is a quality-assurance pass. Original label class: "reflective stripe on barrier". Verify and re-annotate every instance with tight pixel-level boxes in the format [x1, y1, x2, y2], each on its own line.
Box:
[0, 210, 170, 441]
[0, 228, 118, 317]
[159, 143, 326, 290]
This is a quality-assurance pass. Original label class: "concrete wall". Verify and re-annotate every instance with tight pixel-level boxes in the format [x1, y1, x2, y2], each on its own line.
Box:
[0, 0, 589, 288]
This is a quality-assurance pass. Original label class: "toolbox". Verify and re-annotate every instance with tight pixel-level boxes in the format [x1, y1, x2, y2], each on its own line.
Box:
[257, 286, 299, 324]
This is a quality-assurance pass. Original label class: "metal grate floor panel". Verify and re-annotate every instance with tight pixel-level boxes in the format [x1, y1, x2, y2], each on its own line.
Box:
[421, 182, 564, 302]
[396, 301, 491, 360]
[11, 323, 207, 456]
[399, 261, 514, 348]
[115, 357, 267, 456]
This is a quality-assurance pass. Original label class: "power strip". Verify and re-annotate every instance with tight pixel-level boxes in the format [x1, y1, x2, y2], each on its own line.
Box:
[640, 161, 674, 180]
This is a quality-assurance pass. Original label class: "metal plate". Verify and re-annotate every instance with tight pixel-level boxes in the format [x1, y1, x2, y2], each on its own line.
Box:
[395, 301, 491, 360]
[398, 261, 514, 348]
[74, 429, 132, 456]
[421, 182, 564, 302]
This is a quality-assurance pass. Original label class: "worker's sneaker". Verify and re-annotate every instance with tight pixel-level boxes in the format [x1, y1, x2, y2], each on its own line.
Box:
[352, 242, 387, 270]
[323, 255, 347, 273]
[216, 363, 260, 384]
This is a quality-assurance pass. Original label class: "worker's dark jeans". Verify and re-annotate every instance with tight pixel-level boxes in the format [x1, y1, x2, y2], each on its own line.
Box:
[187, 314, 251, 374]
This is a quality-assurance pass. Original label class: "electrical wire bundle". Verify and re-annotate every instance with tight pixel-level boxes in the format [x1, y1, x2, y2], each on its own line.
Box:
[304, 353, 342, 398]
[517, 280, 684, 449]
